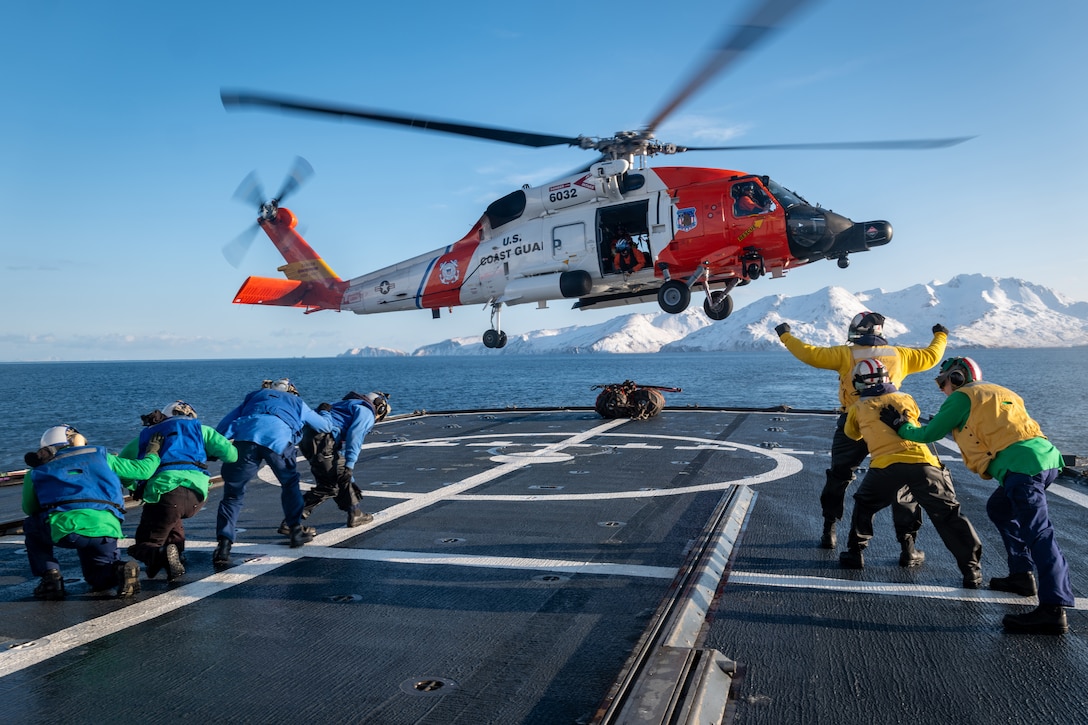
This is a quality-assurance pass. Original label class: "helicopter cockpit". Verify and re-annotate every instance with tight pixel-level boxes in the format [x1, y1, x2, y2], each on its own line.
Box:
[763, 177, 892, 264]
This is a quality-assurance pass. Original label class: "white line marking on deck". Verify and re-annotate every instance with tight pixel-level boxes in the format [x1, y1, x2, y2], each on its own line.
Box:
[728, 571, 1087, 609]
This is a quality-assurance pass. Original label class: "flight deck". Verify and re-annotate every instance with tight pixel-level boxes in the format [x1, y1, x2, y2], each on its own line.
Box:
[1, 409, 1085, 724]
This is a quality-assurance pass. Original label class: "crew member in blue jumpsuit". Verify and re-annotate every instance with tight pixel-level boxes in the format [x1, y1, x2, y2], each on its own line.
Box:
[22, 424, 162, 599]
[213, 378, 331, 565]
[294, 391, 390, 529]
[882, 356, 1075, 634]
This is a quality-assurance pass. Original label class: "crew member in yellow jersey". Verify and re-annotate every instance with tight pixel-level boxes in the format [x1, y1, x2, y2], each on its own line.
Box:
[882, 356, 1074, 635]
[840, 359, 982, 587]
[775, 312, 947, 562]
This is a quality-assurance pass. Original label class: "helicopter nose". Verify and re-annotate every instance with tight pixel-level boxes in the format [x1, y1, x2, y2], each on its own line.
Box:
[829, 220, 892, 255]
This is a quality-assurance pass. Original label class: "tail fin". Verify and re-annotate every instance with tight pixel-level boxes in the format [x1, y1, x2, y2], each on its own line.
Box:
[233, 206, 346, 312]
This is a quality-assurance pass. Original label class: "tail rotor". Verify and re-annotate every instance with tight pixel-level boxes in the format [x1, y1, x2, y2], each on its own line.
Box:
[223, 156, 313, 267]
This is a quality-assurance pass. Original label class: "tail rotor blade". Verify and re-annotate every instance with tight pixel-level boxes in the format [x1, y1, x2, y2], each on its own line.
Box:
[233, 171, 266, 209]
[223, 224, 260, 268]
[274, 156, 314, 203]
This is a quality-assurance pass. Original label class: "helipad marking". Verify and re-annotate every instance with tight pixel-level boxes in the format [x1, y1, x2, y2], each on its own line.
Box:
[728, 571, 1088, 609]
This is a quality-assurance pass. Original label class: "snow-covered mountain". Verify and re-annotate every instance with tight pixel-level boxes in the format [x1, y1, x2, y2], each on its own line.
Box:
[339, 274, 1088, 356]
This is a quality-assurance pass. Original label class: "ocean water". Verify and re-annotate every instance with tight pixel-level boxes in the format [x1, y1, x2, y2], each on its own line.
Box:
[1, 349, 1084, 472]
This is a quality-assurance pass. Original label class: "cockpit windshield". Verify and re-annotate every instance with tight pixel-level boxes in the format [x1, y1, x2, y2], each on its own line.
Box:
[764, 179, 808, 209]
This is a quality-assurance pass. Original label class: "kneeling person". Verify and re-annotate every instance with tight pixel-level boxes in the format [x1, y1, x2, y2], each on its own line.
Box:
[841, 359, 983, 587]
[119, 401, 238, 582]
[23, 425, 163, 600]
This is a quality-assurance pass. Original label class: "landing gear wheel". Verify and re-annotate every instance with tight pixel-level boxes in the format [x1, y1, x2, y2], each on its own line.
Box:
[482, 329, 500, 348]
[657, 280, 691, 314]
[703, 291, 734, 321]
[495, 331, 507, 348]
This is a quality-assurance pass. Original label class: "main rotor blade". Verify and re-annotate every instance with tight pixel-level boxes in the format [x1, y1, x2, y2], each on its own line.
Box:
[680, 136, 976, 152]
[222, 90, 581, 149]
[644, 0, 815, 133]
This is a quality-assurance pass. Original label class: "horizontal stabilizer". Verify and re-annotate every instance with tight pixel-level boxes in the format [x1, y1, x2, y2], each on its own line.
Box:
[232, 276, 341, 311]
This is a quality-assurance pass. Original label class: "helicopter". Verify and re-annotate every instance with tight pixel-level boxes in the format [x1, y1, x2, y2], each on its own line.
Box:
[221, 0, 970, 349]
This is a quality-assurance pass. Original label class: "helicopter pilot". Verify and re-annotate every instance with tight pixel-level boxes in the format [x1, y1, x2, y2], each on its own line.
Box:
[733, 182, 770, 217]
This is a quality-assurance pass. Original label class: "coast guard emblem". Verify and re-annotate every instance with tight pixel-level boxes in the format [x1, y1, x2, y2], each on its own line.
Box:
[676, 207, 697, 232]
[439, 259, 460, 285]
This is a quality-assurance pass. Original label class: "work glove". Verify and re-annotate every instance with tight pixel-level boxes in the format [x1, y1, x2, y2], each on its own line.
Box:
[932, 324, 949, 335]
[317, 402, 332, 412]
[879, 405, 906, 431]
[144, 433, 165, 457]
[774, 322, 791, 336]
[336, 467, 355, 487]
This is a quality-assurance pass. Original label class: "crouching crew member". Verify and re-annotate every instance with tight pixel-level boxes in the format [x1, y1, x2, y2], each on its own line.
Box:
[214, 378, 332, 566]
[295, 391, 390, 529]
[119, 401, 238, 582]
[774, 313, 947, 556]
[23, 424, 162, 600]
[840, 359, 983, 587]
[882, 356, 1075, 635]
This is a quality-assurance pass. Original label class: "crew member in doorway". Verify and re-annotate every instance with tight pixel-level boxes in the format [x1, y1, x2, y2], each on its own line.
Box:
[290, 391, 391, 530]
[22, 424, 163, 599]
[774, 313, 948, 556]
[612, 227, 648, 274]
[119, 400, 238, 583]
[881, 356, 1075, 635]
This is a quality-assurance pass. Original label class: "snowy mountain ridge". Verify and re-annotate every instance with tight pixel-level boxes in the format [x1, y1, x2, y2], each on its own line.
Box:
[339, 274, 1088, 356]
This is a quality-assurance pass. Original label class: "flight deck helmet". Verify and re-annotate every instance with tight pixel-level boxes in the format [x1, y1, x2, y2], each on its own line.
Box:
[40, 424, 85, 449]
[848, 311, 886, 343]
[162, 400, 198, 418]
[364, 392, 391, 421]
[852, 358, 890, 392]
[935, 357, 982, 390]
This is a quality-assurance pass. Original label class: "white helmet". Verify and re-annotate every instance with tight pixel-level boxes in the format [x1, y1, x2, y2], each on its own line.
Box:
[364, 392, 391, 421]
[162, 400, 197, 418]
[852, 358, 890, 392]
[263, 378, 299, 395]
[40, 425, 84, 448]
[848, 311, 885, 343]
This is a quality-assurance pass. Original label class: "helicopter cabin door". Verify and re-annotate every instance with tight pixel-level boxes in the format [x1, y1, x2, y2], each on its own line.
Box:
[551, 222, 590, 265]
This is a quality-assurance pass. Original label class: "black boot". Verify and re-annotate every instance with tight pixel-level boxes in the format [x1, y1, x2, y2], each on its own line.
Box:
[839, 549, 864, 569]
[990, 571, 1037, 597]
[290, 524, 315, 548]
[820, 519, 837, 549]
[278, 521, 318, 536]
[164, 543, 186, 581]
[962, 564, 983, 589]
[145, 548, 164, 580]
[899, 536, 925, 567]
[115, 560, 141, 598]
[347, 507, 373, 528]
[1002, 605, 1068, 635]
[213, 538, 233, 569]
[33, 569, 66, 600]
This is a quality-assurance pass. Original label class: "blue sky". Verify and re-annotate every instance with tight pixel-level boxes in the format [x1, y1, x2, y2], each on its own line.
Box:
[3, 0, 1086, 361]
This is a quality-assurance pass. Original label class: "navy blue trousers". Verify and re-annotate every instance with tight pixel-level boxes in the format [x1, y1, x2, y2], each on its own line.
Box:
[987, 468, 1075, 606]
[24, 512, 120, 591]
[216, 440, 303, 542]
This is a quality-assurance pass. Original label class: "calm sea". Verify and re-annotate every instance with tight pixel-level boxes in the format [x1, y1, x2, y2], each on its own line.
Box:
[1, 349, 1083, 472]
